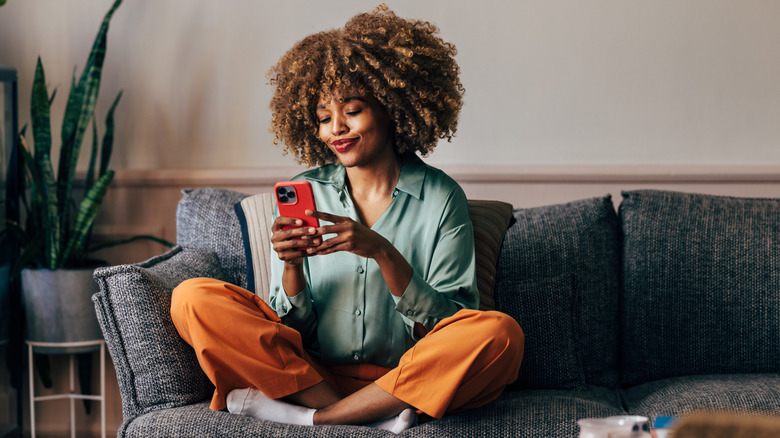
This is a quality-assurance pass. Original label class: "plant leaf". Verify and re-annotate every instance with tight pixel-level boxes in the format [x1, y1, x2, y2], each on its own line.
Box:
[59, 170, 114, 267]
[85, 115, 98, 192]
[30, 58, 52, 162]
[99, 91, 122, 176]
[57, 0, 123, 249]
[19, 135, 59, 268]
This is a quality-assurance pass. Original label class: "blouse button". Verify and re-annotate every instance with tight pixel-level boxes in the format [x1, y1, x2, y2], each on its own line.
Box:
[355, 309, 362, 316]
[406, 309, 415, 316]
[357, 266, 365, 274]
[353, 352, 360, 361]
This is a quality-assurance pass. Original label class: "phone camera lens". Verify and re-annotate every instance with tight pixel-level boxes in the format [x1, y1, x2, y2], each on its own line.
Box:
[287, 191, 296, 199]
[279, 195, 289, 203]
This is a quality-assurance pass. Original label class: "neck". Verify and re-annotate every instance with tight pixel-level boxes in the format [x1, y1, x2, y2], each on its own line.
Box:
[345, 152, 402, 201]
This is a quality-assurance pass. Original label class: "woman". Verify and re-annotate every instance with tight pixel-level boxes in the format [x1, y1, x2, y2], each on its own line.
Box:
[171, 5, 524, 434]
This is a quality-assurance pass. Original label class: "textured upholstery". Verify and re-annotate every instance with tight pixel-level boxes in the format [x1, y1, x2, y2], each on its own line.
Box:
[176, 188, 249, 288]
[623, 374, 780, 417]
[92, 187, 780, 437]
[122, 389, 625, 438]
[494, 195, 621, 389]
[93, 247, 221, 420]
[408, 387, 623, 438]
[620, 190, 780, 386]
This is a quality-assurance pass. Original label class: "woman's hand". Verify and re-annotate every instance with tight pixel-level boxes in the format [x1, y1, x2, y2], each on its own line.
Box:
[304, 210, 389, 259]
[270, 215, 322, 266]
[305, 210, 413, 298]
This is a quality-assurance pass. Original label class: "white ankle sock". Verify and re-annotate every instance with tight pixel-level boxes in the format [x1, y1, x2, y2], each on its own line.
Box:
[226, 387, 315, 426]
[371, 408, 417, 434]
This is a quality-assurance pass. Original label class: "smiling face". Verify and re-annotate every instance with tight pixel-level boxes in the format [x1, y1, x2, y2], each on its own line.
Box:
[315, 91, 395, 168]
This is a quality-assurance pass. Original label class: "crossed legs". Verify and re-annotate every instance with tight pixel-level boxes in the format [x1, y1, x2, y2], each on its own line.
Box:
[171, 278, 524, 430]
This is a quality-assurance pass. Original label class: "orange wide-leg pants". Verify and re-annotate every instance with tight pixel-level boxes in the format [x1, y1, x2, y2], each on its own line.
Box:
[170, 277, 524, 419]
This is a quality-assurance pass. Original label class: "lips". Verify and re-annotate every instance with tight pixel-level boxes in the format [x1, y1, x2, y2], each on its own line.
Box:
[332, 138, 357, 153]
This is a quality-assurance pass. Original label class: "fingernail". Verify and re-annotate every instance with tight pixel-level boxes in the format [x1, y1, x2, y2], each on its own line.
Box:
[308, 227, 315, 234]
[295, 219, 302, 225]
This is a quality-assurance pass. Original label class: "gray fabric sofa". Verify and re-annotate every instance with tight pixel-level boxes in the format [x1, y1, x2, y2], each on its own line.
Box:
[92, 187, 780, 437]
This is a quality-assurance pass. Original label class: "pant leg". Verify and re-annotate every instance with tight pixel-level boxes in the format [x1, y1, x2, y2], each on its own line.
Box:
[374, 309, 524, 419]
[170, 277, 325, 411]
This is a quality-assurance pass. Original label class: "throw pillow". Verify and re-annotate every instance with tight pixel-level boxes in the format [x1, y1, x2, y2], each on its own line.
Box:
[234, 193, 276, 303]
[467, 200, 515, 311]
[93, 247, 224, 417]
[494, 195, 621, 389]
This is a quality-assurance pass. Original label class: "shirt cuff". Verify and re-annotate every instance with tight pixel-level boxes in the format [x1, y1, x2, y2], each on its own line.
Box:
[275, 284, 312, 318]
[392, 271, 438, 326]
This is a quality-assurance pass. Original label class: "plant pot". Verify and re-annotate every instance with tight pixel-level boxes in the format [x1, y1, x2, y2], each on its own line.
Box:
[21, 267, 103, 354]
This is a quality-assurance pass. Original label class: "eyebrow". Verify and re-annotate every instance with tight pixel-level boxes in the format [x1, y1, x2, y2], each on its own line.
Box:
[316, 96, 366, 110]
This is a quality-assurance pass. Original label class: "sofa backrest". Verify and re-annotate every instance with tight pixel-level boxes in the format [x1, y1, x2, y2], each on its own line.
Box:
[176, 188, 249, 288]
[619, 190, 780, 386]
[493, 195, 621, 390]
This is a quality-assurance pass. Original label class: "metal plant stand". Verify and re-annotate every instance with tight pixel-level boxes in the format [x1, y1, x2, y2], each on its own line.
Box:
[27, 340, 106, 438]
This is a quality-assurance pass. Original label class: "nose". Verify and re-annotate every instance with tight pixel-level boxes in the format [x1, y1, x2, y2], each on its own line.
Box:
[330, 113, 348, 136]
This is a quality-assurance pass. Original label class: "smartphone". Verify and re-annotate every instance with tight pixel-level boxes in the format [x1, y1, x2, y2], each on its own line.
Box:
[274, 181, 320, 230]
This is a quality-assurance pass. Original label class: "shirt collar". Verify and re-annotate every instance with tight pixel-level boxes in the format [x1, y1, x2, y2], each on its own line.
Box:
[304, 152, 426, 200]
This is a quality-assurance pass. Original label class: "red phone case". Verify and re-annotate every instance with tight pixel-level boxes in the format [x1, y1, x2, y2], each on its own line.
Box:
[274, 181, 319, 230]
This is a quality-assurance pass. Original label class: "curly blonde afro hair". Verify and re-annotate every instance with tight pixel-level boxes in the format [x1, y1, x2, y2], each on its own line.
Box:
[268, 5, 464, 166]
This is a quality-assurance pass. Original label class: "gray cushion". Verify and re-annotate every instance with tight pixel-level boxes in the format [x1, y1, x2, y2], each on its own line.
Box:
[123, 388, 624, 438]
[620, 190, 780, 386]
[93, 247, 224, 419]
[497, 274, 583, 390]
[124, 401, 394, 438]
[623, 373, 780, 418]
[176, 188, 249, 288]
[494, 195, 620, 389]
[409, 387, 624, 438]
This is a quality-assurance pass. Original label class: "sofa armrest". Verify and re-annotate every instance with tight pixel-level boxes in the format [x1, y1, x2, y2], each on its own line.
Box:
[93, 246, 225, 421]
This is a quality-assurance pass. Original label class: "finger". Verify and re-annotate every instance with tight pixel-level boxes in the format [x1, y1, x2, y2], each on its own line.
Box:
[305, 236, 346, 256]
[273, 216, 303, 231]
[272, 226, 317, 243]
[307, 209, 346, 223]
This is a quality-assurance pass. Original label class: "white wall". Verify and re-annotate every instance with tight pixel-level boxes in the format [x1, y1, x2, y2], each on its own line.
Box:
[1, 0, 779, 171]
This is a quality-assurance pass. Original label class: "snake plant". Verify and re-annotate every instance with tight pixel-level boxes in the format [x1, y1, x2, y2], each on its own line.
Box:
[11, 0, 123, 271]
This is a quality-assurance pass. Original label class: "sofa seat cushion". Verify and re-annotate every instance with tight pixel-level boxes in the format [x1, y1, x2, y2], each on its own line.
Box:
[620, 190, 780, 386]
[124, 401, 391, 437]
[123, 388, 624, 438]
[623, 373, 780, 418]
[409, 386, 625, 438]
[494, 195, 621, 389]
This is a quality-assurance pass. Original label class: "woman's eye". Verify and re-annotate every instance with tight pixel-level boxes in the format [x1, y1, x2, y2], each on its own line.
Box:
[346, 109, 362, 116]
[318, 117, 331, 124]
